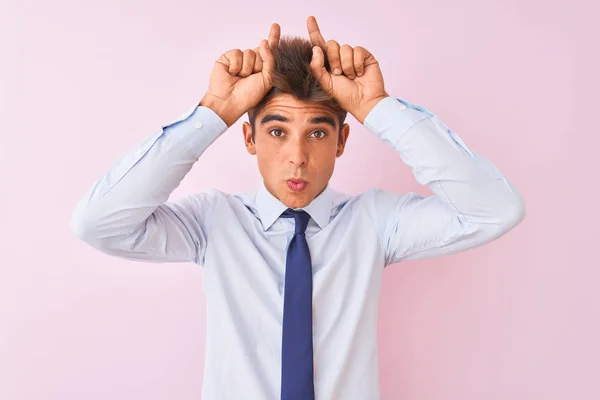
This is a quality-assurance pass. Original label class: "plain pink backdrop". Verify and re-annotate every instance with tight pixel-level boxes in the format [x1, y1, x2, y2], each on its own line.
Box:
[2, 0, 598, 399]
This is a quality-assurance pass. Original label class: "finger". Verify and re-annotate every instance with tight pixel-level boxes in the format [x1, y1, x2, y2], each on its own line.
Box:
[307, 16, 326, 48]
[310, 45, 332, 93]
[225, 49, 243, 75]
[252, 47, 263, 74]
[268, 23, 281, 48]
[353, 46, 369, 77]
[340, 45, 356, 79]
[239, 49, 256, 77]
[326, 40, 342, 75]
[259, 39, 275, 78]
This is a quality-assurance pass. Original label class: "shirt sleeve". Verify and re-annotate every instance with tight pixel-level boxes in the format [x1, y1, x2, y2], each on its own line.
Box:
[362, 96, 526, 266]
[70, 103, 228, 264]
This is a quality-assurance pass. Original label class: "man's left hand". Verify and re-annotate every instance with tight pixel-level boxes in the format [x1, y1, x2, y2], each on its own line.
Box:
[307, 16, 389, 124]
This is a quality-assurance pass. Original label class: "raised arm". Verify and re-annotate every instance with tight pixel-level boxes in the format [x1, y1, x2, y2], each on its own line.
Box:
[306, 16, 525, 266]
[70, 24, 280, 264]
[363, 97, 525, 265]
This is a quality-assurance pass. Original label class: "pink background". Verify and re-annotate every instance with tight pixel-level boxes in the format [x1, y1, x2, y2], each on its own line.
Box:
[2, 0, 597, 399]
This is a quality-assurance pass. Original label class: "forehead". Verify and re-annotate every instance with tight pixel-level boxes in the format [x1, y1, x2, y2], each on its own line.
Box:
[257, 94, 337, 122]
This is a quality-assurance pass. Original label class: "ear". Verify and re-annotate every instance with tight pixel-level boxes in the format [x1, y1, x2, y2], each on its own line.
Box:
[336, 123, 350, 158]
[242, 122, 256, 155]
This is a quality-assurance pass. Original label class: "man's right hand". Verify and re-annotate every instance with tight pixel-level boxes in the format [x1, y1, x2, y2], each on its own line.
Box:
[199, 23, 280, 127]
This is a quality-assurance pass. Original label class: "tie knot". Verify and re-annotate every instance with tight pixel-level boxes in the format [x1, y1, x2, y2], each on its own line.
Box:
[281, 208, 311, 234]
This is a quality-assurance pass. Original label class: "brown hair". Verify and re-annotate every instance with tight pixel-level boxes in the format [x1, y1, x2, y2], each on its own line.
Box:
[247, 36, 348, 142]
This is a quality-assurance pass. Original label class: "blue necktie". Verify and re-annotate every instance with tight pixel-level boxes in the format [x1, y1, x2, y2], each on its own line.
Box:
[279, 208, 315, 400]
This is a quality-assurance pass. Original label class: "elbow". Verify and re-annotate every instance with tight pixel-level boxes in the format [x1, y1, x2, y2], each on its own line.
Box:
[70, 207, 140, 256]
[501, 178, 526, 229]
[70, 213, 125, 256]
[70, 199, 113, 248]
[495, 197, 526, 233]
[70, 209, 97, 245]
[507, 191, 526, 225]
[511, 200, 526, 226]
[70, 207, 108, 249]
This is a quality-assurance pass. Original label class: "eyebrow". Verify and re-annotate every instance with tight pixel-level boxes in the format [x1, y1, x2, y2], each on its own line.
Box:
[259, 113, 337, 129]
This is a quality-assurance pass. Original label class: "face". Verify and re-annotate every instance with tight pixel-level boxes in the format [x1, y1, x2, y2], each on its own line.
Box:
[242, 94, 350, 209]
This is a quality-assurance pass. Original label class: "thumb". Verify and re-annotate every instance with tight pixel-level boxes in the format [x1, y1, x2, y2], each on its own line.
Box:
[259, 39, 275, 79]
[310, 46, 332, 92]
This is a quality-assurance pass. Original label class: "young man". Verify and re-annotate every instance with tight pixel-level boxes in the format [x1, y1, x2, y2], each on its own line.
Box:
[71, 17, 525, 400]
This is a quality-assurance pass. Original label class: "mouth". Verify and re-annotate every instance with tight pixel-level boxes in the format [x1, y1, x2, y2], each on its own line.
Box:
[286, 179, 308, 192]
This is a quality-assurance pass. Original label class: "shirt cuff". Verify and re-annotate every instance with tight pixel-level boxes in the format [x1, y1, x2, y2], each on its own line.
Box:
[363, 96, 476, 158]
[162, 104, 229, 159]
[363, 97, 432, 146]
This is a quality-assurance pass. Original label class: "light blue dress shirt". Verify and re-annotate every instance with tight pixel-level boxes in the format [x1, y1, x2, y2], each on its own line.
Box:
[71, 96, 525, 399]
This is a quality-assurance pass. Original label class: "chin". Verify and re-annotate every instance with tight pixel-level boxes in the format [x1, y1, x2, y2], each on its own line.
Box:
[281, 196, 308, 209]
[280, 189, 312, 209]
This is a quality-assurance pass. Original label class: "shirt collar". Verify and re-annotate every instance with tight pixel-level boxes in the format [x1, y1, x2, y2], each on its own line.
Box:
[256, 180, 333, 231]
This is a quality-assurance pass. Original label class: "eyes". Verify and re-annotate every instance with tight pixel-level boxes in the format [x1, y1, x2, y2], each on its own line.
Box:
[269, 129, 328, 139]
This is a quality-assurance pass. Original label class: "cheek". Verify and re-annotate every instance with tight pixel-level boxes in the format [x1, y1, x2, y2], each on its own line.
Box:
[313, 146, 338, 167]
[316, 159, 336, 179]
[255, 147, 281, 176]
[255, 140, 279, 157]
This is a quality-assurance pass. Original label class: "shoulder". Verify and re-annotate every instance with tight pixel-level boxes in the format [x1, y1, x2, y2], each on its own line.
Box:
[188, 187, 257, 208]
[352, 187, 420, 222]
[328, 186, 406, 218]
[333, 186, 404, 208]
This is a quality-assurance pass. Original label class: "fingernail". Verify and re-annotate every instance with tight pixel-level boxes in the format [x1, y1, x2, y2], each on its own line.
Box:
[348, 75, 355, 80]
[357, 71, 363, 76]
[333, 68, 342, 75]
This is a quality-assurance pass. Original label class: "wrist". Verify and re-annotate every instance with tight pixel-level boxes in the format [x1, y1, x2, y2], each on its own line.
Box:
[199, 94, 240, 127]
[352, 94, 389, 124]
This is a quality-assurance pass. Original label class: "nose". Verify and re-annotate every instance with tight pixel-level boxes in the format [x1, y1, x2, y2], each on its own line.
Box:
[286, 137, 308, 167]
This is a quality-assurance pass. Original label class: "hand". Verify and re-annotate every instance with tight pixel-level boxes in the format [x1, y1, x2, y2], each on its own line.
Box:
[307, 16, 388, 124]
[199, 23, 281, 127]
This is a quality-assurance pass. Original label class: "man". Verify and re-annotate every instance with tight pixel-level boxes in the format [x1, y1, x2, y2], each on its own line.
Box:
[71, 16, 525, 400]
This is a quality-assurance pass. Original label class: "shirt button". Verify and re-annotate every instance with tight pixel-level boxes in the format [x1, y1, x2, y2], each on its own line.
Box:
[195, 121, 203, 129]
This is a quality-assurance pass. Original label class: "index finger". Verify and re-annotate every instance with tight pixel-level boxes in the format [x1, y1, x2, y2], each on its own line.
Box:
[268, 23, 281, 48]
[307, 16, 326, 48]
